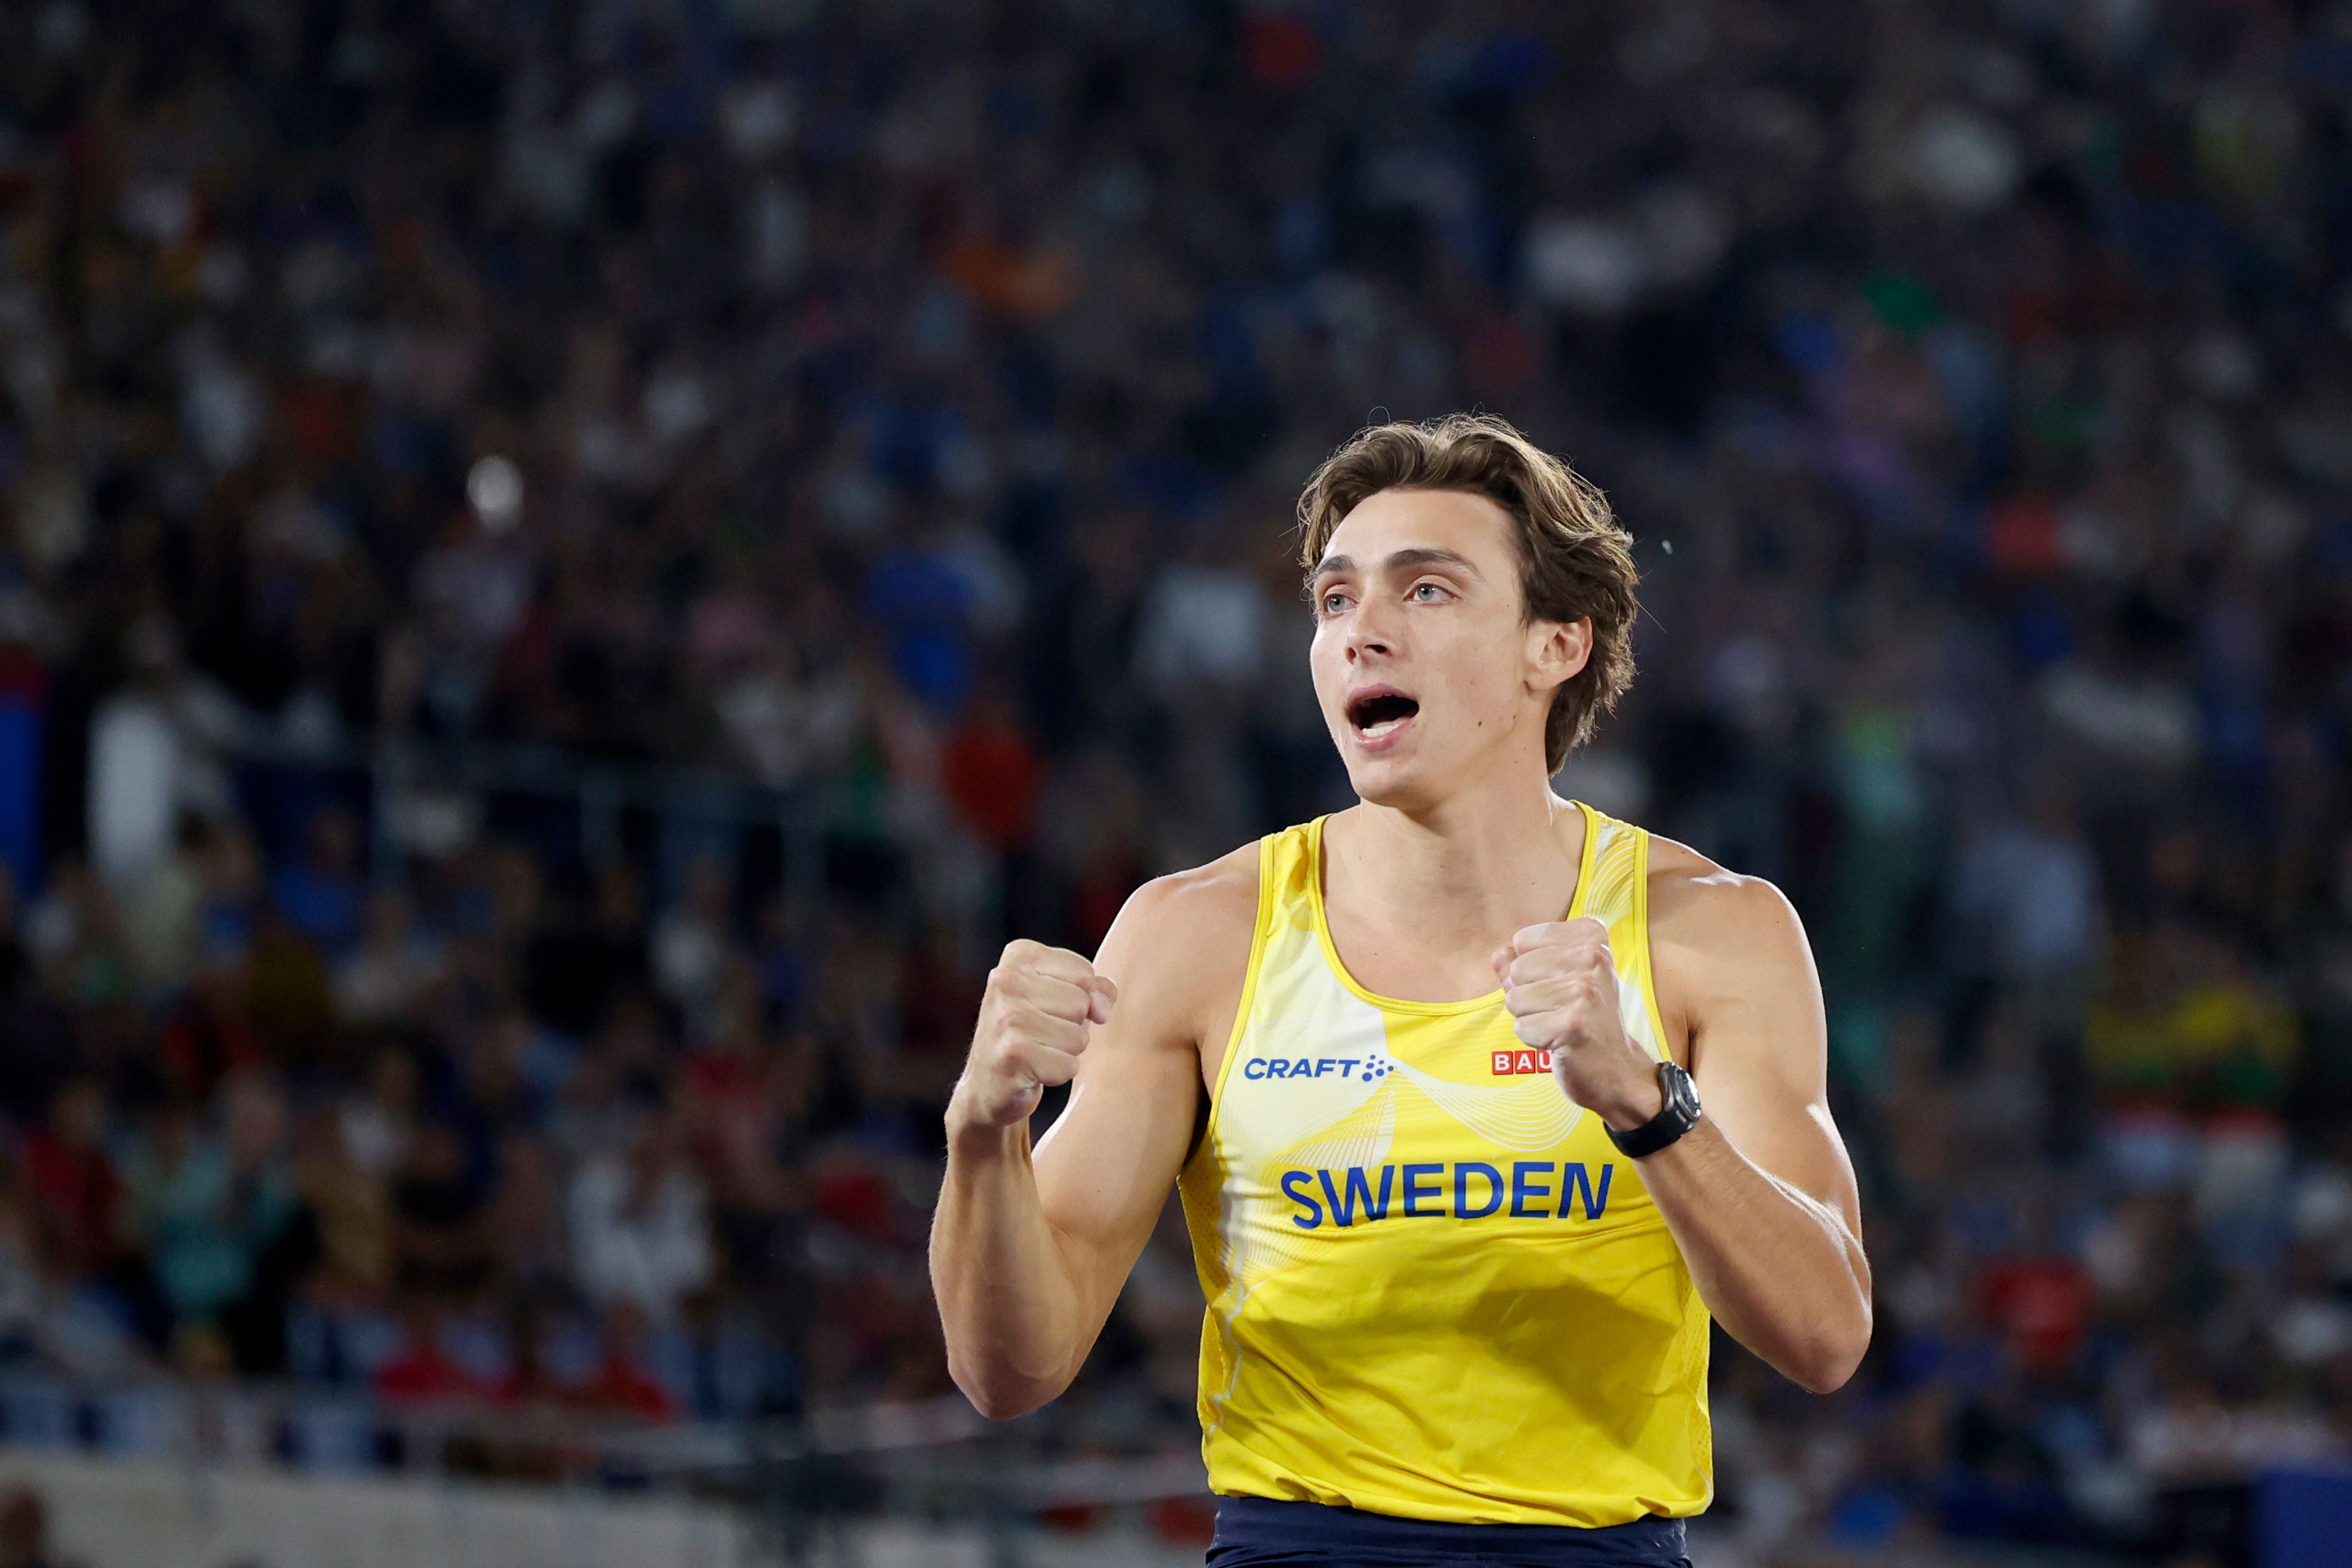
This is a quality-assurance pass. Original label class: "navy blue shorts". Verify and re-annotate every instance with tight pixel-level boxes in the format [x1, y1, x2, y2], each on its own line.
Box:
[1206, 1496, 1693, 1567]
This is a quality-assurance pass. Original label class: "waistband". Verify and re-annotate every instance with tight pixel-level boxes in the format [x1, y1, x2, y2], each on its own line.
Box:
[1207, 1496, 1692, 1567]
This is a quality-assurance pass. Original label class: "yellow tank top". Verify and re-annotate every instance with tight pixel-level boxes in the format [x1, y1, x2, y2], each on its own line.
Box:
[1175, 803, 1711, 1527]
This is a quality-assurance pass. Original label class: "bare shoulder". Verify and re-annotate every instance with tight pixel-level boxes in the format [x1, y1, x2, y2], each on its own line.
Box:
[1642, 832, 1822, 1045]
[1097, 840, 1260, 968]
[1645, 834, 1808, 962]
[1091, 840, 1262, 1038]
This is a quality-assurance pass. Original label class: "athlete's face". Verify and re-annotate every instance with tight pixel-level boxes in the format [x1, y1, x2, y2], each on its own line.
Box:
[1307, 488, 1591, 810]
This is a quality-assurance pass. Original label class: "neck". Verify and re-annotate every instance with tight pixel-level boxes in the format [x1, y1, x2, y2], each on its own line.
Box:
[1327, 764, 1586, 945]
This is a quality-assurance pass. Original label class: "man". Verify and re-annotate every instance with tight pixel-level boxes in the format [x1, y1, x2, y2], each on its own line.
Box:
[931, 415, 1871, 1566]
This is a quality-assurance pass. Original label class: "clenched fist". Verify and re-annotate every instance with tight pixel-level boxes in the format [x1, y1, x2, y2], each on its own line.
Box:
[948, 939, 1118, 1137]
[1491, 918, 1662, 1131]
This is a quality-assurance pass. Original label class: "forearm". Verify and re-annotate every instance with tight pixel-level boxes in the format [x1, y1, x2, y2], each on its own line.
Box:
[928, 1117, 1088, 1419]
[1632, 1119, 1871, 1392]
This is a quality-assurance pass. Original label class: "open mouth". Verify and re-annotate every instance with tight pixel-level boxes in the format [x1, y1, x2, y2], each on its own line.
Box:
[1346, 690, 1420, 739]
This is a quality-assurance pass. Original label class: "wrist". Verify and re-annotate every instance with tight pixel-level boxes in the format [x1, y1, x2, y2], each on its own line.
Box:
[945, 1099, 1031, 1161]
[1595, 1061, 1667, 1132]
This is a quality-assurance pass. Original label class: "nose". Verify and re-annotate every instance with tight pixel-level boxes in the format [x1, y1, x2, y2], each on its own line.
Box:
[1344, 598, 1395, 663]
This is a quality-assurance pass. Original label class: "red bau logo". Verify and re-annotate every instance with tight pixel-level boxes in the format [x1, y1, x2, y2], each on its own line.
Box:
[1491, 1048, 1553, 1076]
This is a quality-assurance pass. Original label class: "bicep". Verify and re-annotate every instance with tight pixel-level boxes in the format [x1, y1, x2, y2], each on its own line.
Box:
[1030, 1016, 1200, 1320]
[1680, 886, 1866, 1248]
[1029, 898, 1214, 1330]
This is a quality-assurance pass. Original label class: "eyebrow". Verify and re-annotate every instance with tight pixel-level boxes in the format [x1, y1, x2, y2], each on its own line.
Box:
[1306, 546, 1487, 586]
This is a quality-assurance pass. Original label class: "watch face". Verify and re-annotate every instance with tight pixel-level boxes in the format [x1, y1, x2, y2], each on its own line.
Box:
[1664, 1063, 1700, 1118]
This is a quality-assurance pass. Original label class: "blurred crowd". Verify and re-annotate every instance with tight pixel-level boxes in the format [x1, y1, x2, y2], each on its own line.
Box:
[1, 0, 2351, 1559]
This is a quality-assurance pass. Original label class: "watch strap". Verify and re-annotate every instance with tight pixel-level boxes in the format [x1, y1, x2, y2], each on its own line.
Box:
[1604, 1061, 1701, 1158]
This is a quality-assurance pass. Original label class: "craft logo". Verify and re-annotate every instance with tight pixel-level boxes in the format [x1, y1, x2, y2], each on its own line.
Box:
[1491, 1047, 1553, 1076]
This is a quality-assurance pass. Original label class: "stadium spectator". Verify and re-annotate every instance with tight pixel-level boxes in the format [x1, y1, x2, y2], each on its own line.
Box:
[568, 1111, 714, 1329]
[0, 1487, 62, 1568]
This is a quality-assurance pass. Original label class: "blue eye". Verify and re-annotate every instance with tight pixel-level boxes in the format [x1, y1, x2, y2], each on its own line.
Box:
[1412, 582, 1445, 601]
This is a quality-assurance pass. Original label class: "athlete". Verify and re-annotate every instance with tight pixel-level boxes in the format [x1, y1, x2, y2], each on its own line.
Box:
[930, 415, 1871, 1567]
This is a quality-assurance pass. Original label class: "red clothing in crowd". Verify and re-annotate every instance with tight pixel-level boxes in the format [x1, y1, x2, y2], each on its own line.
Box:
[19, 1132, 124, 1279]
[940, 716, 1043, 851]
[571, 1354, 677, 1423]
[374, 1342, 486, 1406]
[1977, 1256, 2095, 1375]
[157, 992, 264, 1104]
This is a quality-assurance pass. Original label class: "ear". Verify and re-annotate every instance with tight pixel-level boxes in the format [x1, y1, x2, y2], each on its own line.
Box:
[1526, 616, 1593, 697]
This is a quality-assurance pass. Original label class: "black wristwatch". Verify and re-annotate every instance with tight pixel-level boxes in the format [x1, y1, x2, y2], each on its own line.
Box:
[1604, 1061, 1702, 1158]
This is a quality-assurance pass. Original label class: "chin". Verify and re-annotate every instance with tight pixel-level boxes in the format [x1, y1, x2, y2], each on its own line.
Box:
[1342, 755, 1444, 811]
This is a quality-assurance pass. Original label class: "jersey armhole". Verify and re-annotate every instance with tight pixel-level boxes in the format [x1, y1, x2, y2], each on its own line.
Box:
[1185, 834, 1275, 1174]
[1183, 1078, 1211, 1164]
[1633, 827, 1679, 1069]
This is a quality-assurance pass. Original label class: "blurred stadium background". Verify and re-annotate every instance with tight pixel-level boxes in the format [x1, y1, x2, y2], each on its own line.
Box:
[0, 0, 2350, 1564]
